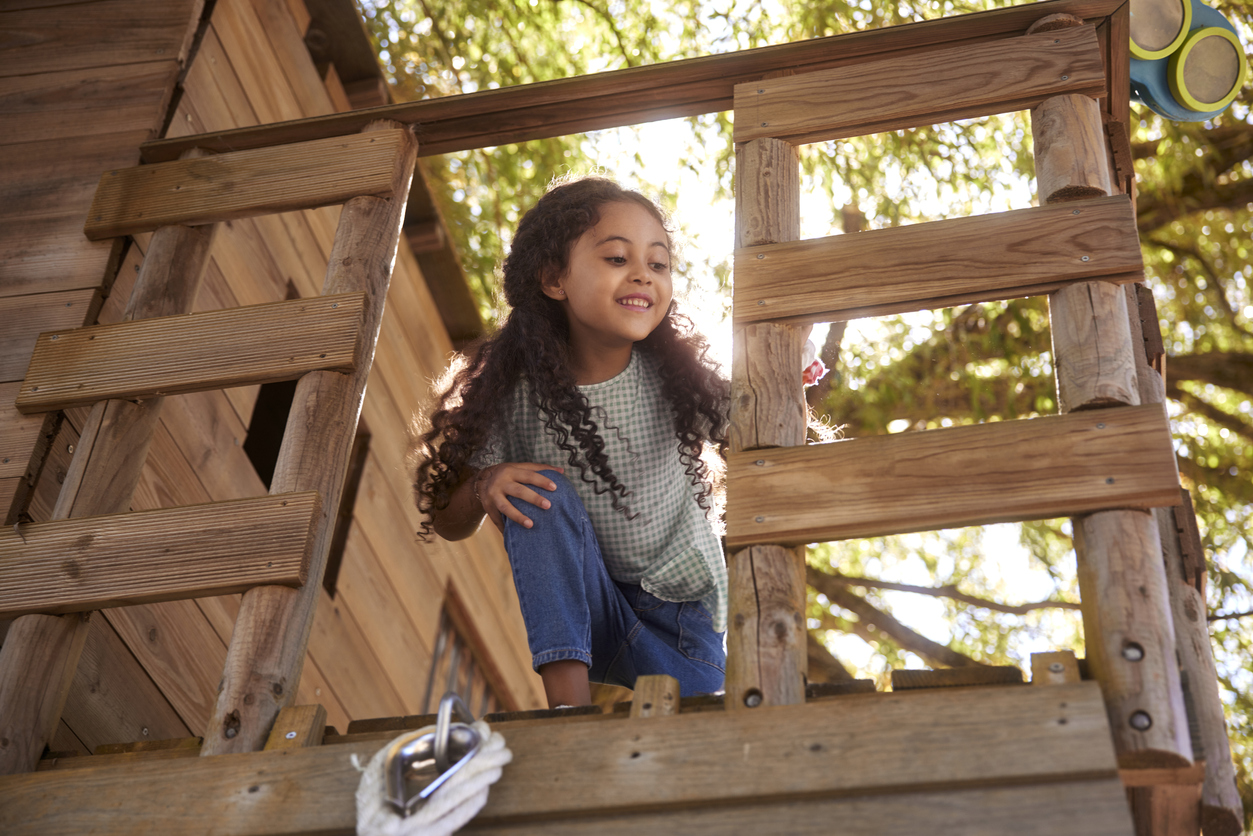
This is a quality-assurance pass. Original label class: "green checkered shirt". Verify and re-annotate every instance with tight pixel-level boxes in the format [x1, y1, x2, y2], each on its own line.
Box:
[473, 351, 727, 631]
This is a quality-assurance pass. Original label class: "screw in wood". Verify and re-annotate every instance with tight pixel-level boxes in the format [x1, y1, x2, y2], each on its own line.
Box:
[744, 689, 763, 708]
[1081, 256, 1090, 262]
[1129, 710, 1152, 731]
[1048, 662, 1064, 673]
[1121, 643, 1144, 662]
[1061, 75, 1069, 80]
[756, 460, 765, 466]
[285, 731, 297, 739]
[755, 516, 765, 523]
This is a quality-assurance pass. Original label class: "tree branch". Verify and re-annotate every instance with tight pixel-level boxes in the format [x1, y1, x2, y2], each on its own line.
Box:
[807, 566, 986, 668]
[1208, 609, 1253, 622]
[1168, 352, 1253, 397]
[1167, 385, 1253, 445]
[812, 569, 1080, 615]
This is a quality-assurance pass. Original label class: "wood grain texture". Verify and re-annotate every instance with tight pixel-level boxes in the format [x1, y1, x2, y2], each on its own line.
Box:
[1050, 280, 1141, 410]
[628, 675, 679, 718]
[201, 122, 418, 756]
[1075, 510, 1192, 768]
[1156, 507, 1245, 834]
[0, 381, 44, 478]
[0, 682, 1126, 834]
[0, 289, 100, 384]
[733, 196, 1143, 324]
[17, 292, 366, 413]
[1031, 93, 1112, 201]
[725, 545, 807, 710]
[1032, 650, 1083, 684]
[140, 0, 1127, 162]
[263, 704, 327, 750]
[85, 129, 414, 239]
[0, 492, 318, 620]
[725, 404, 1181, 548]
[734, 26, 1105, 144]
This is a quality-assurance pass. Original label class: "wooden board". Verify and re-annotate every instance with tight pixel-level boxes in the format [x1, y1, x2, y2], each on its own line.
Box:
[0, 214, 121, 300]
[0, 381, 43, 479]
[85, 129, 413, 239]
[140, 0, 1127, 162]
[726, 404, 1181, 547]
[17, 293, 366, 413]
[0, 289, 100, 384]
[0, 0, 199, 78]
[0, 492, 318, 619]
[734, 25, 1104, 144]
[733, 196, 1142, 324]
[0, 682, 1126, 833]
[0, 61, 179, 145]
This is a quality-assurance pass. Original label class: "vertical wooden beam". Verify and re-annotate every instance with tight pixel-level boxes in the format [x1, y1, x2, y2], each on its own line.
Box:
[1031, 21, 1191, 770]
[201, 122, 417, 755]
[726, 135, 807, 711]
[629, 675, 679, 718]
[0, 220, 215, 775]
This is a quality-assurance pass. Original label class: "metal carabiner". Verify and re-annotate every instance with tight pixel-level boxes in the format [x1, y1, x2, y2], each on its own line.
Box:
[383, 693, 483, 817]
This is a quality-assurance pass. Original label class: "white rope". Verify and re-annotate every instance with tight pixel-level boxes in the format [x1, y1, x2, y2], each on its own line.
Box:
[355, 720, 512, 836]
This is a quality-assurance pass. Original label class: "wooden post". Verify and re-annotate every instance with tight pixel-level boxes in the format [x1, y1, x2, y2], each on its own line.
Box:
[201, 121, 417, 755]
[1128, 284, 1244, 834]
[725, 135, 808, 711]
[1031, 18, 1191, 769]
[0, 220, 215, 775]
[629, 675, 679, 718]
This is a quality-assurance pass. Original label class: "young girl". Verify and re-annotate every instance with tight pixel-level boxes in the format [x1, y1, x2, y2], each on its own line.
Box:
[413, 176, 730, 708]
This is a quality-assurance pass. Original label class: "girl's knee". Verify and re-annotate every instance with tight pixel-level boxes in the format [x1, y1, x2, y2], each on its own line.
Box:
[506, 469, 586, 527]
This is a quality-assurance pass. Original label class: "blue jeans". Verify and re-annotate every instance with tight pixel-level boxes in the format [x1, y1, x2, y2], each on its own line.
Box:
[503, 471, 725, 697]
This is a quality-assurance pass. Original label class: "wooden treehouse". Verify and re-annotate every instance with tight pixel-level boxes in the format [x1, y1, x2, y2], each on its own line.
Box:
[0, 0, 1243, 833]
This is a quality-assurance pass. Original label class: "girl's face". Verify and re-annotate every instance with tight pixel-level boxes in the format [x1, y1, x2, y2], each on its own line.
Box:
[543, 200, 673, 355]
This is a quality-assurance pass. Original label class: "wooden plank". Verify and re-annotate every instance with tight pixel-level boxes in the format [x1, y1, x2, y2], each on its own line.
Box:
[85, 129, 414, 239]
[0, 492, 318, 619]
[725, 404, 1181, 548]
[734, 25, 1104, 144]
[0, 382, 43, 479]
[0, 682, 1125, 833]
[0, 289, 100, 383]
[628, 675, 680, 718]
[465, 782, 1134, 835]
[38, 745, 200, 772]
[140, 0, 1127, 162]
[0, 61, 180, 145]
[0, 214, 121, 299]
[0, 477, 18, 525]
[17, 292, 366, 413]
[0, 0, 200, 78]
[211, 0, 306, 125]
[732, 196, 1142, 325]
[1032, 650, 1083, 684]
[95, 736, 203, 756]
[263, 704, 326, 750]
[59, 618, 191, 755]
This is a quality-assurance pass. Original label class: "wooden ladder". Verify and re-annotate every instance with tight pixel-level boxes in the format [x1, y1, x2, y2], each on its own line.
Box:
[0, 121, 418, 770]
[723, 12, 1195, 777]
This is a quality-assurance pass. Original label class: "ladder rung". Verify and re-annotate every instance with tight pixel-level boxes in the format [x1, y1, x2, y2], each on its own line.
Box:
[733, 25, 1104, 144]
[734, 195, 1141, 324]
[84, 128, 414, 240]
[725, 404, 1180, 549]
[16, 293, 366, 414]
[0, 492, 318, 620]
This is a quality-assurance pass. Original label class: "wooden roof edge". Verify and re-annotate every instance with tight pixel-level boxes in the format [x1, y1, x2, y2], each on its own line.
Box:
[139, 0, 1126, 164]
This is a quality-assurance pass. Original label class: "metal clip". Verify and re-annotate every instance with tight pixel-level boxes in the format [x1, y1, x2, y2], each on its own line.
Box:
[383, 693, 483, 817]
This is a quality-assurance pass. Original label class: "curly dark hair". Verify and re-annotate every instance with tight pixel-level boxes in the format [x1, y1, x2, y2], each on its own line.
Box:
[412, 176, 729, 538]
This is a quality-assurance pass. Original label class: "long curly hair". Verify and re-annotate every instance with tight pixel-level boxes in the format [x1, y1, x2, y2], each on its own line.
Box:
[413, 176, 729, 538]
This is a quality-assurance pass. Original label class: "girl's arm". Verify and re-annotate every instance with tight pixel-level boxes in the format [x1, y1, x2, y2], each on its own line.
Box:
[432, 463, 563, 541]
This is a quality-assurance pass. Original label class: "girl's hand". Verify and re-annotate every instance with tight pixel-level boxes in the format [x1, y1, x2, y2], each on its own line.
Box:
[474, 463, 564, 532]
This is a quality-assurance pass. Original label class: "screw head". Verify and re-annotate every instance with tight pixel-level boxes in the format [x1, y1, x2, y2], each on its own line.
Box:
[1129, 710, 1152, 731]
[744, 690, 763, 708]
[285, 731, 298, 740]
[1072, 209, 1081, 215]
[141, 727, 149, 736]
[50, 334, 58, 340]
[756, 459, 765, 466]
[1106, 477, 1115, 484]
[755, 516, 765, 523]
[1048, 662, 1064, 673]
[1096, 423, 1106, 429]
[1121, 643, 1144, 662]
[1061, 75, 1069, 80]
[757, 300, 766, 306]
[757, 253, 765, 259]
[1081, 255, 1090, 262]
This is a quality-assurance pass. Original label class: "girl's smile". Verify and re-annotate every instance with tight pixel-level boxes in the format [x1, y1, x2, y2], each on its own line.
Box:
[543, 200, 673, 383]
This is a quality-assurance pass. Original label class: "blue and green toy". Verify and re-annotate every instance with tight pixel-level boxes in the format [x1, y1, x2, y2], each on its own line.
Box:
[1130, 0, 1249, 121]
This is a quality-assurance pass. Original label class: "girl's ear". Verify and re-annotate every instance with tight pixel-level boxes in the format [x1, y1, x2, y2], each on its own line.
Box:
[540, 269, 566, 301]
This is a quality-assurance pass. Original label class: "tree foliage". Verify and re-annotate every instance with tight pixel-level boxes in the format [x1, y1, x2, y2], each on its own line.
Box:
[361, 0, 1253, 823]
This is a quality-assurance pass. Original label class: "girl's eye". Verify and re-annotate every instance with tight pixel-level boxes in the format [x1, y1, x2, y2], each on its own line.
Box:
[651, 262, 669, 271]
[606, 256, 626, 264]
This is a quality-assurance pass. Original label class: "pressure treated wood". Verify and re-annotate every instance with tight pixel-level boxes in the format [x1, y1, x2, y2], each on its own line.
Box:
[0, 683, 1129, 834]
[202, 122, 418, 756]
[734, 25, 1104, 144]
[1051, 280, 1140, 410]
[0, 493, 318, 620]
[725, 404, 1180, 548]
[733, 196, 1142, 324]
[17, 292, 366, 413]
[1032, 93, 1112, 201]
[140, 0, 1125, 163]
[85, 129, 414, 239]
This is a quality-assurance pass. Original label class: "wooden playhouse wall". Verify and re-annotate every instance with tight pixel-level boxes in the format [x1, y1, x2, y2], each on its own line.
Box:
[0, 0, 544, 757]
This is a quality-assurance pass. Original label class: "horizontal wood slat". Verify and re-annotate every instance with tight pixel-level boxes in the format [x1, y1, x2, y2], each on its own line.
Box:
[138, 0, 1125, 162]
[16, 293, 366, 414]
[734, 196, 1142, 324]
[726, 404, 1181, 548]
[84, 129, 413, 239]
[0, 492, 318, 620]
[733, 25, 1105, 144]
[0, 682, 1124, 833]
